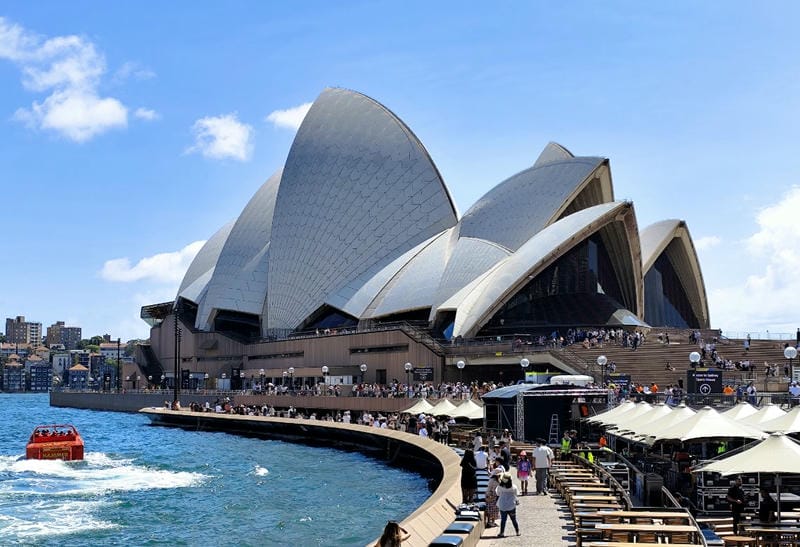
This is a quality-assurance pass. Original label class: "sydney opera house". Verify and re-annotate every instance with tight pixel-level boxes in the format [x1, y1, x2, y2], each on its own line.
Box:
[140, 88, 708, 389]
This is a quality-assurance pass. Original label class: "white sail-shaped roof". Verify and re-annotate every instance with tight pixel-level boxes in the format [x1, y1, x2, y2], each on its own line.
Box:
[266, 88, 458, 330]
[195, 169, 282, 330]
[442, 201, 640, 338]
[177, 220, 235, 302]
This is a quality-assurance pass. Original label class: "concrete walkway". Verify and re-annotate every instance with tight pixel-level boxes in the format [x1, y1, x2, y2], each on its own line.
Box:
[476, 475, 575, 547]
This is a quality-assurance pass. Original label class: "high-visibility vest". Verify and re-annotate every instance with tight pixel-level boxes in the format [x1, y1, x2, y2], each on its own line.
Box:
[587, 451, 595, 463]
[561, 438, 571, 453]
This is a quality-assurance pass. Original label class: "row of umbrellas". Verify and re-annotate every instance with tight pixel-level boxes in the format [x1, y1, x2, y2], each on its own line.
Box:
[588, 401, 800, 444]
[403, 398, 484, 420]
[590, 401, 800, 520]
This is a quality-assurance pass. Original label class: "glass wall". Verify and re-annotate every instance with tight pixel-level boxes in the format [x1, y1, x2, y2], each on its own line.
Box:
[644, 254, 699, 328]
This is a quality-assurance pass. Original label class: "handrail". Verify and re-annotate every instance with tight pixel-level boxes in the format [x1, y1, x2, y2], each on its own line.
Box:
[574, 453, 634, 509]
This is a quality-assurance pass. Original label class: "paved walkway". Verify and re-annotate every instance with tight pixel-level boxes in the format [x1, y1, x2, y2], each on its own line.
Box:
[476, 475, 575, 547]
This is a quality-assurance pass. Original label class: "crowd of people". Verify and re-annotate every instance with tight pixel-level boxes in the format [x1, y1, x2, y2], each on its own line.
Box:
[458, 433, 556, 538]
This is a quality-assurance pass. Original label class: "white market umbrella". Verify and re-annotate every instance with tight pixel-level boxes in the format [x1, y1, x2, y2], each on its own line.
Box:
[738, 403, 787, 427]
[721, 401, 758, 421]
[694, 433, 800, 520]
[603, 402, 654, 428]
[631, 404, 696, 444]
[612, 404, 673, 435]
[450, 399, 485, 420]
[759, 406, 800, 434]
[594, 402, 651, 427]
[586, 400, 637, 424]
[652, 406, 767, 443]
[428, 398, 459, 417]
[403, 398, 434, 415]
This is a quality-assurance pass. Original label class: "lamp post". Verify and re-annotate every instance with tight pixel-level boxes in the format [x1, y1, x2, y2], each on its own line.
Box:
[784, 346, 797, 382]
[259, 368, 265, 393]
[148, 375, 152, 389]
[288, 367, 295, 394]
[457, 360, 465, 383]
[520, 358, 529, 382]
[689, 351, 701, 369]
[203, 373, 208, 391]
[596, 355, 607, 385]
[116, 337, 122, 392]
[282, 371, 288, 392]
[404, 362, 413, 398]
[126, 375, 130, 390]
[321, 365, 329, 395]
[359, 363, 367, 385]
[136, 375, 141, 390]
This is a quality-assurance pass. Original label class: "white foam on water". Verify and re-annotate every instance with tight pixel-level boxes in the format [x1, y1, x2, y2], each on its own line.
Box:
[0, 498, 117, 539]
[0, 451, 210, 541]
[253, 465, 269, 476]
[0, 451, 207, 496]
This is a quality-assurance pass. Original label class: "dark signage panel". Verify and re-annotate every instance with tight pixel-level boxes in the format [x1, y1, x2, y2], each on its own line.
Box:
[687, 368, 722, 394]
[607, 373, 632, 390]
[413, 367, 434, 381]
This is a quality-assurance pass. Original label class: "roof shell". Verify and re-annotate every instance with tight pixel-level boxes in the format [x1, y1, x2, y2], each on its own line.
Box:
[195, 169, 281, 330]
[640, 219, 710, 328]
[458, 155, 611, 252]
[265, 88, 458, 330]
[441, 201, 642, 338]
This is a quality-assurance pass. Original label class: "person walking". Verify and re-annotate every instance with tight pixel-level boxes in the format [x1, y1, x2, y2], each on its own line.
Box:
[495, 472, 520, 537]
[516, 451, 531, 495]
[532, 438, 554, 495]
[726, 476, 746, 534]
[460, 449, 478, 504]
[484, 465, 503, 528]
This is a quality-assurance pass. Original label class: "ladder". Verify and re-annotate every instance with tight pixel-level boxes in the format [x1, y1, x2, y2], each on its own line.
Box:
[548, 413, 560, 446]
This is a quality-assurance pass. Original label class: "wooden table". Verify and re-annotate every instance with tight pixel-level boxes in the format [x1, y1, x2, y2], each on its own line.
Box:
[584, 543, 702, 547]
[594, 523, 699, 543]
[721, 536, 756, 546]
[743, 525, 800, 545]
[595, 510, 692, 524]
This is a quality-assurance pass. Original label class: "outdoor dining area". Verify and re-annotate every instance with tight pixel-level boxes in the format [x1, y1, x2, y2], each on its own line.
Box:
[551, 458, 704, 546]
[583, 399, 800, 546]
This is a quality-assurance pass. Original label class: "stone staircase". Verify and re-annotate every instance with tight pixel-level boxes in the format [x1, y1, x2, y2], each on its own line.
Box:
[574, 328, 794, 389]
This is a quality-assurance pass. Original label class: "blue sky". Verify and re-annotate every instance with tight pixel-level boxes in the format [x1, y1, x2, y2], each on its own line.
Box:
[2, 2, 800, 341]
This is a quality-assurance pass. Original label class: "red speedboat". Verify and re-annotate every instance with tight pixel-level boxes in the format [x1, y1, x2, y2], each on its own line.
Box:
[26, 424, 84, 460]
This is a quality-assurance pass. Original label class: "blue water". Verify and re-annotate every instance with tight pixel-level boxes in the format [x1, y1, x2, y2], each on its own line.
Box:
[0, 394, 429, 546]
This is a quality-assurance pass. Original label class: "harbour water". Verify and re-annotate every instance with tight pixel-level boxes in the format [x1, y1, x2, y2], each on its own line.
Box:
[0, 394, 429, 546]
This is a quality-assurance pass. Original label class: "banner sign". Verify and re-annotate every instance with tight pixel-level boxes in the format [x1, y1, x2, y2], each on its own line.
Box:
[607, 373, 632, 391]
[413, 367, 434, 381]
[687, 368, 722, 394]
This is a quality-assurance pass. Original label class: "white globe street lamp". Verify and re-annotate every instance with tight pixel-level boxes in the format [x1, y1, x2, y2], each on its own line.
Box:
[359, 363, 367, 384]
[404, 362, 413, 398]
[456, 360, 465, 383]
[597, 355, 607, 384]
[784, 346, 797, 381]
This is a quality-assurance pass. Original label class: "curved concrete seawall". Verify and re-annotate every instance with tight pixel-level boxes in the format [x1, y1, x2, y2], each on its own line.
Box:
[140, 408, 466, 547]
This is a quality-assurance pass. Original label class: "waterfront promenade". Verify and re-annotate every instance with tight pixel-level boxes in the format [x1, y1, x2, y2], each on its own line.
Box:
[477, 477, 574, 547]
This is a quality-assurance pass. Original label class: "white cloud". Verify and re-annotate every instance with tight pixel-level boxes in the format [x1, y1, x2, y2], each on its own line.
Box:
[14, 89, 127, 142]
[100, 241, 206, 283]
[113, 61, 156, 83]
[0, 16, 128, 141]
[709, 186, 800, 334]
[694, 235, 721, 250]
[265, 101, 312, 130]
[134, 107, 160, 121]
[186, 113, 253, 161]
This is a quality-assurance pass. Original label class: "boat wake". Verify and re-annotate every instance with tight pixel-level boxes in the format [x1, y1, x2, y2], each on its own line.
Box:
[0, 451, 207, 540]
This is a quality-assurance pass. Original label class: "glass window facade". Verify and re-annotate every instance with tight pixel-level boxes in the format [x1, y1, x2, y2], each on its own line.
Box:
[485, 234, 629, 331]
[644, 254, 700, 328]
